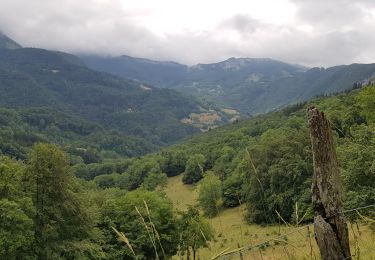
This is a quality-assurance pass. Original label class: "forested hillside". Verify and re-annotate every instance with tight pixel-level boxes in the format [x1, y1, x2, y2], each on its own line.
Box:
[83, 55, 375, 115]
[0, 46, 228, 159]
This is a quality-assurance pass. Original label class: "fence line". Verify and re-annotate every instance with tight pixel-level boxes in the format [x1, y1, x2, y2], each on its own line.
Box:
[215, 204, 375, 260]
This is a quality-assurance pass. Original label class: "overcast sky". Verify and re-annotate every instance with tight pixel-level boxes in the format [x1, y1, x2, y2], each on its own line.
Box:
[1, 0, 375, 67]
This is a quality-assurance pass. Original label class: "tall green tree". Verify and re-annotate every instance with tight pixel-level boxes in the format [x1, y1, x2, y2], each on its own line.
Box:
[0, 157, 34, 259]
[357, 85, 375, 123]
[26, 143, 102, 259]
[178, 206, 214, 260]
[338, 125, 375, 211]
[212, 146, 235, 183]
[244, 127, 313, 224]
[100, 189, 179, 259]
[198, 172, 222, 217]
[158, 150, 187, 177]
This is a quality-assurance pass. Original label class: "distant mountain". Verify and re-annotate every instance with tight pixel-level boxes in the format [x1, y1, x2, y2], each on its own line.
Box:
[0, 46, 230, 158]
[0, 32, 22, 49]
[81, 54, 188, 86]
[82, 55, 375, 115]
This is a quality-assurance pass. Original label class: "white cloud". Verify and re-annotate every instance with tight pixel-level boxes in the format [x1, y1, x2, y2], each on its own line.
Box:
[0, 0, 374, 66]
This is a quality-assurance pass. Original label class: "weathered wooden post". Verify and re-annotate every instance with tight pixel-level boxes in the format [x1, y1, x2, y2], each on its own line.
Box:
[308, 107, 351, 260]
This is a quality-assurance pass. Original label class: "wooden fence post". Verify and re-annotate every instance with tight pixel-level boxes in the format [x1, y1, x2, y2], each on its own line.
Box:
[308, 107, 351, 260]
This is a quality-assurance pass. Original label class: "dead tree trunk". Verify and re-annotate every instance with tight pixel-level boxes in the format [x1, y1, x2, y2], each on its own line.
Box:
[308, 107, 351, 260]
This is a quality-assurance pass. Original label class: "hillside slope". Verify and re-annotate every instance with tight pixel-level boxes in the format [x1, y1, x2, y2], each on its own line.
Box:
[0, 48, 203, 143]
[0, 45, 228, 158]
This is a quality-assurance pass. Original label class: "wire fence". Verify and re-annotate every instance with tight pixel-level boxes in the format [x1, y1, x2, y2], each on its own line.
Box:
[214, 204, 375, 260]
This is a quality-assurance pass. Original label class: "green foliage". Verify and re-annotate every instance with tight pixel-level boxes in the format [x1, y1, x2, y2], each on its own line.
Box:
[73, 159, 131, 180]
[0, 47, 204, 161]
[158, 150, 187, 177]
[0, 199, 34, 259]
[212, 146, 236, 182]
[338, 125, 375, 212]
[93, 173, 122, 189]
[142, 171, 168, 191]
[178, 206, 215, 257]
[0, 106, 155, 161]
[25, 143, 102, 259]
[198, 172, 222, 217]
[90, 157, 167, 191]
[122, 158, 163, 190]
[182, 154, 206, 184]
[0, 157, 34, 259]
[100, 189, 179, 259]
[222, 171, 243, 207]
[357, 84, 375, 123]
[244, 127, 313, 224]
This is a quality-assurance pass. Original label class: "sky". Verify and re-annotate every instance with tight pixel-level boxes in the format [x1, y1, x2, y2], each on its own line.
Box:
[1, 0, 375, 67]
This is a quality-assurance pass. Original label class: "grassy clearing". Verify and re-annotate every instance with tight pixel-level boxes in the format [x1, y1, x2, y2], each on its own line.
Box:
[164, 174, 198, 211]
[165, 175, 375, 259]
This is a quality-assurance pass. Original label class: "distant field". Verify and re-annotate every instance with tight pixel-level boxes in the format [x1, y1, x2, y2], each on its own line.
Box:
[165, 175, 375, 259]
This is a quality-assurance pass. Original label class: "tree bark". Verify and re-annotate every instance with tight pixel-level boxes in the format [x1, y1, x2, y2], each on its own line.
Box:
[308, 107, 351, 260]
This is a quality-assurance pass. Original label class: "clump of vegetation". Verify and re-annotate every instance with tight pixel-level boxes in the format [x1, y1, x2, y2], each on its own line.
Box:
[178, 206, 215, 259]
[182, 154, 206, 184]
[198, 171, 222, 217]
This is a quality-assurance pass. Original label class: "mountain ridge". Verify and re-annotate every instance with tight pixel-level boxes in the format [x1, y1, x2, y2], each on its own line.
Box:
[81, 54, 375, 115]
[0, 32, 22, 50]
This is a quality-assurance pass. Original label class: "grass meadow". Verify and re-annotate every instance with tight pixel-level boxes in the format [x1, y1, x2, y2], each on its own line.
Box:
[165, 175, 375, 260]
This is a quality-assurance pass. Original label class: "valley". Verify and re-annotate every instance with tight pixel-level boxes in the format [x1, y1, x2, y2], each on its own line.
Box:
[0, 32, 374, 260]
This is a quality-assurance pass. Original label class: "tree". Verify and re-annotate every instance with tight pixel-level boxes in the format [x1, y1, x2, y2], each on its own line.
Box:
[212, 146, 235, 183]
[101, 189, 180, 259]
[158, 150, 187, 177]
[182, 154, 205, 184]
[357, 84, 375, 123]
[142, 171, 167, 191]
[198, 172, 222, 217]
[222, 171, 243, 207]
[0, 157, 34, 259]
[25, 143, 102, 259]
[178, 206, 214, 260]
[0, 200, 34, 259]
[124, 158, 162, 190]
[244, 127, 313, 224]
[337, 125, 375, 211]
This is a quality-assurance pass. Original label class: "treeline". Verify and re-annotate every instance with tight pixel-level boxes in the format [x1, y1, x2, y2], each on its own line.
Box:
[84, 84, 375, 223]
[0, 143, 215, 259]
[0, 106, 158, 161]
